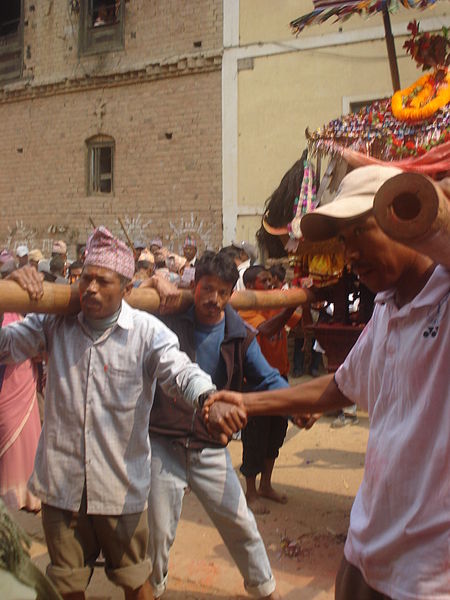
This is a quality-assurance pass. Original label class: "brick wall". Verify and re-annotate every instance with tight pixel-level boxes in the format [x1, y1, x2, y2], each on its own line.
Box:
[0, 0, 223, 258]
[23, 0, 223, 84]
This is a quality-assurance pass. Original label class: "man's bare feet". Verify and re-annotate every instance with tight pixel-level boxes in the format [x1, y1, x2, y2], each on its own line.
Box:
[246, 493, 270, 515]
[258, 485, 287, 504]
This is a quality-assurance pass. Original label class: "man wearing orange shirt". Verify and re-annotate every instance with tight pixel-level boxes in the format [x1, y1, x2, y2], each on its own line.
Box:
[239, 266, 300, 514]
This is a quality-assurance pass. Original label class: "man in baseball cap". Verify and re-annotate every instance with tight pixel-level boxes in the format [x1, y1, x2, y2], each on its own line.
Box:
[231, 240, 258, 264]
[28, 249, 44, 270]
[16, 245, 29, 268]
[206, 165, 449, 600]
[1, 225, 216, 599]
[301, 165, 401, 240]
[231, 240, 258, 291]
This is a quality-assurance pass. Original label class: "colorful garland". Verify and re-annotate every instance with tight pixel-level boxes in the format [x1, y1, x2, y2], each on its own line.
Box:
[307, 97, 449, 161]
[392, 71, 450, 122]
[287, 160, 318, 241]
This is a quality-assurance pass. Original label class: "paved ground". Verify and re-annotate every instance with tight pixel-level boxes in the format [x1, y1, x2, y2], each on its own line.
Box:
[12, 377, 368, 600]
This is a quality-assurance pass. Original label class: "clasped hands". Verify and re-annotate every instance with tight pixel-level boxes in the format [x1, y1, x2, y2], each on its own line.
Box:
[202, 391, 320, 445]
[202, 391, 247, 445]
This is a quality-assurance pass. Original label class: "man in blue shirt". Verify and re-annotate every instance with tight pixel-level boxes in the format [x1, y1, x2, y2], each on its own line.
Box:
[148, 251, 288, 599]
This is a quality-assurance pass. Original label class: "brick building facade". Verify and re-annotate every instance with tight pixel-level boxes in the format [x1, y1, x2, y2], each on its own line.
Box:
[0, 0, 223, 258]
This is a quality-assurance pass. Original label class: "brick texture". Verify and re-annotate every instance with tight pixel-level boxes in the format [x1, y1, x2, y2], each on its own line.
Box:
[0, 0, 223, 257]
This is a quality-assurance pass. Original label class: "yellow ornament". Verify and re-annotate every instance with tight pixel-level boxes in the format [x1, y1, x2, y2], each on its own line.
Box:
[391, 71, 450, 122]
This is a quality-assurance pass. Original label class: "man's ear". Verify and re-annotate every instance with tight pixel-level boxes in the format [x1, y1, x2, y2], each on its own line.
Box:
[122, 281, 133, 299]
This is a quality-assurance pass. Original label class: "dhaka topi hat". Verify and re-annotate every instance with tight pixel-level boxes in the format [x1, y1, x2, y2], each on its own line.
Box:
[150, 237, 163, 249]
[84, 226, 135, 280]
[0, 259, 16, 276]
[134, 239, 146, 250]
[300, 165, 403, 242]
[183, 235, 197, 248]
[0, 250, 14, 264]
[16, 245, 29, 258]
[52, 240, 67, 255]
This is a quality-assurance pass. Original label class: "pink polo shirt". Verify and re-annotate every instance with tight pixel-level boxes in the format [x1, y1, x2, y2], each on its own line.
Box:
[335, 265, 450, 600]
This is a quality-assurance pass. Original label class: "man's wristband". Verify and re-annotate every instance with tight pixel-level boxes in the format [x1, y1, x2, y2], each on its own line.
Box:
[198, 389, 216, 409]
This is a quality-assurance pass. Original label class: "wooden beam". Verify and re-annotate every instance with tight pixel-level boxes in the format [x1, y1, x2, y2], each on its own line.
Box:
[373, 173, 450, 269]
[0, 283, 313, 316]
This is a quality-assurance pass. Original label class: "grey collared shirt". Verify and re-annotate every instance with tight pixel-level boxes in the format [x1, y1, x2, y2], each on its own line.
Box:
[0, 301, 214, 514]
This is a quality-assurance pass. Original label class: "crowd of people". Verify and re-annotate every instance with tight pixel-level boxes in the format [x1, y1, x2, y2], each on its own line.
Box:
[0, 165, 448, 600]
[0, 229, 309, 600]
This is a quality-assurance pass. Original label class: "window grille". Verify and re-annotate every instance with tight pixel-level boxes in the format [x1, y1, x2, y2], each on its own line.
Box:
[87, 140, 114, 195]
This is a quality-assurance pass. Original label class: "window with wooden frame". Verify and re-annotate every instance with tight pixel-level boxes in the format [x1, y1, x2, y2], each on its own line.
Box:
[87, 137, 114, 195]
[342, 94, 390, 115]
[79, 0, 124, 56]
[0, 0, 23, 83]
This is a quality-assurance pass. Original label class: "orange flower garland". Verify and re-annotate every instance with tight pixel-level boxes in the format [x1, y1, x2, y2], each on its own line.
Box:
[392, 71, 450, 122]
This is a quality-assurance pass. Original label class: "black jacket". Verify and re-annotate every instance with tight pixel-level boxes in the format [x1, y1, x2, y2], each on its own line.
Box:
[149, 304, 256, 448]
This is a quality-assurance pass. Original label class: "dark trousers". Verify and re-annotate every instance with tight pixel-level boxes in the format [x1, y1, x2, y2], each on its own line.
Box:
[335, 556, 392, 600]
[240, 415, 288, 477]
[292, 337, 304, 375]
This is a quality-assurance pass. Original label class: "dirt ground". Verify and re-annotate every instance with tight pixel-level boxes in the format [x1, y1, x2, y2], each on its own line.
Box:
[14, 378, 369, 600]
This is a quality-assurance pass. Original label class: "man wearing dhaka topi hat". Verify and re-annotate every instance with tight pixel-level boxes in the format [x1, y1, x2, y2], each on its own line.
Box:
[205, 166, 450, 600]
[182, 235, 197, 267]
[51, 239, 68, 260]
[0, 226, 216, 600]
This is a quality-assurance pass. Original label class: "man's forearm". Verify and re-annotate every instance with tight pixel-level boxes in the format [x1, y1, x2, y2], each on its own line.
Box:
[243, 373, 352, 416]
[257, 306, 295, 338]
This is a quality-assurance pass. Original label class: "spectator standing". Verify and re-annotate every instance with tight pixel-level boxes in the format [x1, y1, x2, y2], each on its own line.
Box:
[0, 312, 41, 512]
[28, 249, 44, 271]
[148, 251, 284, 599]
[182, 235, 197, 267]
[133, 250, 155, 285]
[51, 240, 67, 263]
[149, 238, 163, 255]
[16, 245, 29, 268]
[0, 252, 16, 279]
[134, 240, 147, 263]
[68, 260, 84, 284]
[232, 241, 258, 291]
[239, 265, 300, 514]
[49, 255, 68, 284]
[269, 265, 288, 290]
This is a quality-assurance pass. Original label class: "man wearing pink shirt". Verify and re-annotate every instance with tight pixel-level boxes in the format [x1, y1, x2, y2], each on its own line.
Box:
[206, 166, 450, 600]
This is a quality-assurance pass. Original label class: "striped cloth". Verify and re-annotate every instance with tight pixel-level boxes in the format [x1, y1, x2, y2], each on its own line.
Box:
[291, 0, 437, 34]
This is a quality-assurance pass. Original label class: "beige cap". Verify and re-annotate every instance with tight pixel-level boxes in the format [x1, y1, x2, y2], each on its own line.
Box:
[138, 249, 155, 263]
[28, 249, 44, 263]
[300, 165, 403, 242]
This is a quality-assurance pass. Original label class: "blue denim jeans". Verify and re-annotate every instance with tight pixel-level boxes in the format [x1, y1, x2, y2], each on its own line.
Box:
[148, 435, 276, 598]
